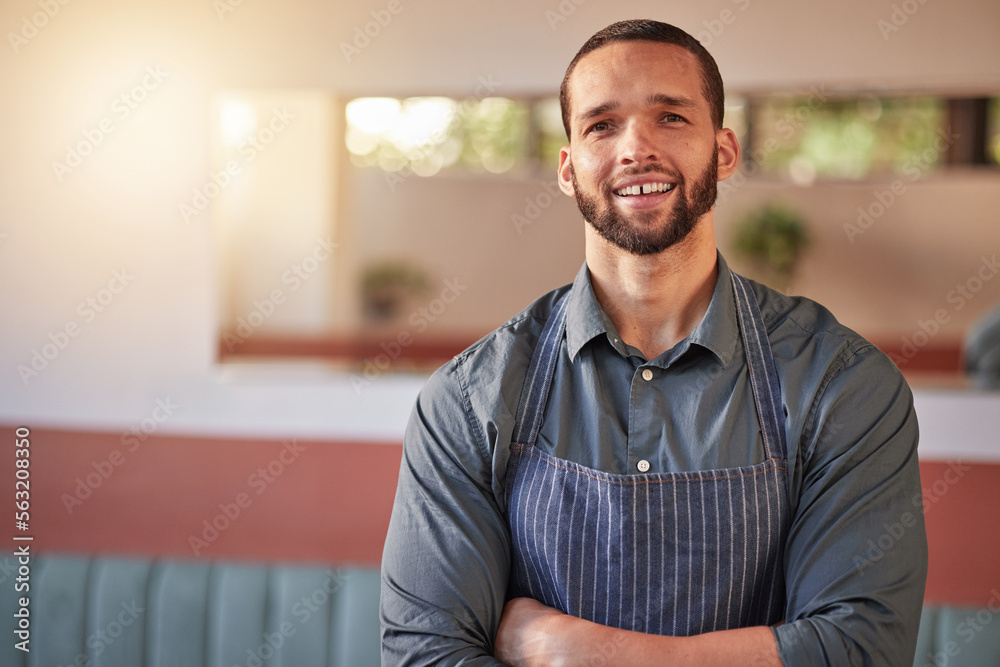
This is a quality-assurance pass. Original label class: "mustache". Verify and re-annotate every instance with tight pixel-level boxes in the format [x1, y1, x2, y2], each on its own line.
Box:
[616, 164, 683, 181]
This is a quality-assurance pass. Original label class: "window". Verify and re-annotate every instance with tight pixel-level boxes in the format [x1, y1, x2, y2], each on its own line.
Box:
[748, 95, 947, 182]
[345, 96, 577, 175]
[346, 93, 996, 184]
[989, 97, 1000, 165]
[346, 96, 530, 175]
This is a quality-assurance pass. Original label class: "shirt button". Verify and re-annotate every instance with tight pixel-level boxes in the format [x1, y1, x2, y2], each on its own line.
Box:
[641, 368, 653, 381]
[637, 460, 650, 472]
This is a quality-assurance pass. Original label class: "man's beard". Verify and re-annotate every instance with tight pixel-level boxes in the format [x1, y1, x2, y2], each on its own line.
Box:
[571, 145, 719, 256]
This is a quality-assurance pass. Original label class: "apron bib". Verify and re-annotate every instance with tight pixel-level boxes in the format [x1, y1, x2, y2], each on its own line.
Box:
[504, 272, 789, 636]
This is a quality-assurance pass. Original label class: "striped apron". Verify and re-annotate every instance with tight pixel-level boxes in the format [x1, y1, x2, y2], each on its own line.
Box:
[504, 272, 789, 636]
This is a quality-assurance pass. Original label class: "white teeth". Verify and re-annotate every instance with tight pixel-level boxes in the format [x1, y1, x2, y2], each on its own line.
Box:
[615, 182, 674, 196]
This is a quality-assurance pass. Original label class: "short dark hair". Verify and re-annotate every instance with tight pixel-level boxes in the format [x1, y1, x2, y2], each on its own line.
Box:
[559, 19, 725, 138]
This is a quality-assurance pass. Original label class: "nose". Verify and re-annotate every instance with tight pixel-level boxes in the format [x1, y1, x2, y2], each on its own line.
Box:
[619, 121, 659, 166]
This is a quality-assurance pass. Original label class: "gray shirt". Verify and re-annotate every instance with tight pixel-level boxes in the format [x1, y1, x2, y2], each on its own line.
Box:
[380, 253, 928, 666]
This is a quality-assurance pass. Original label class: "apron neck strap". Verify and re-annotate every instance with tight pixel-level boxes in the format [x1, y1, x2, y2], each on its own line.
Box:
[731, 272, 788, 461]
[510, 273, 787, 462]
[511, 293, 570, 446]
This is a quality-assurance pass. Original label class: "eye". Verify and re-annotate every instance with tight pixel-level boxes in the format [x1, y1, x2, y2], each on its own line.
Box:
[586, 120, 612, 135]
[661, 113, 687, 124]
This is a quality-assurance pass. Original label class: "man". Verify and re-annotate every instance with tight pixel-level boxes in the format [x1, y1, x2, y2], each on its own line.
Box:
[381, 19, 927, 666]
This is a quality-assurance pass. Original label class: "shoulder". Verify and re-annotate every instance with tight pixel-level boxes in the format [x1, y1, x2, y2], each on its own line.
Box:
[455, 284, 569, 389]
[412, 283, 572, 451]
[746, 278, 915, 458]
[749, 278, 900, 385]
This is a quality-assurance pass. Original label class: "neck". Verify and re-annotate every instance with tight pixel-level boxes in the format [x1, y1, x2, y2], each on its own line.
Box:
[584, 217, 718, 360]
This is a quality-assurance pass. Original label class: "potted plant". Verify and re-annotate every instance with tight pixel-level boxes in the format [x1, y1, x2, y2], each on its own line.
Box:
[731, 204, 810, 292]
[360, 260, 430, 323]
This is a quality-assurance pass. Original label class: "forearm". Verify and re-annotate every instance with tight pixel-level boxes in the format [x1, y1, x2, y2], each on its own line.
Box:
[774, 347, 927, 666]
[495, 598, 781, 667]
[557, 621, 780, 667]
[381, 367, 513, 665]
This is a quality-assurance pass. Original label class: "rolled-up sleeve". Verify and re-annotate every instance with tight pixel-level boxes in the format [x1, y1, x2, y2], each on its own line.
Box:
[380, 359, 510, 666]
[774, 345, 928, 666]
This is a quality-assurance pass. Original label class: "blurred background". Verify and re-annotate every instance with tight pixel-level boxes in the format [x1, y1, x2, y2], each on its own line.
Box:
[1, 0, 999, 664]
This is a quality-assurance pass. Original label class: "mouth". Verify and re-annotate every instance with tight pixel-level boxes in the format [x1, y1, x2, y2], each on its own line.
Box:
[613, 182, 676, 197]
[611, 180, 677, 211]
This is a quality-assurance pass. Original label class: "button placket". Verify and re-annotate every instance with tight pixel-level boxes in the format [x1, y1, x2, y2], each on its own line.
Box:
[632, 367, 656, 473]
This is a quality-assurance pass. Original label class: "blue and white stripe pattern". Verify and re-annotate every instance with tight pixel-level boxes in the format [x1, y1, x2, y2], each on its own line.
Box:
[505, 272, 789, 636]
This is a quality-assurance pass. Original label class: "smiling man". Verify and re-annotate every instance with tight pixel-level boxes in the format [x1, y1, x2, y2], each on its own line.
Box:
[380, 19, 927, 666]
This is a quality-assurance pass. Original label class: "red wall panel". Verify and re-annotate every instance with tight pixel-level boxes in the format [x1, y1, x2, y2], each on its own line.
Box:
[2, 425, 997, 605]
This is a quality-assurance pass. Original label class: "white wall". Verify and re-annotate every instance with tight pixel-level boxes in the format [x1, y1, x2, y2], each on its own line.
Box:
[716, 171, 1000, 343]
[1, 0, 999, 439]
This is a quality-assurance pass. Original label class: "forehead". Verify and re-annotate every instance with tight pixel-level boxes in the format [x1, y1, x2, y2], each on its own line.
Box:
[567, 41, 706, 114]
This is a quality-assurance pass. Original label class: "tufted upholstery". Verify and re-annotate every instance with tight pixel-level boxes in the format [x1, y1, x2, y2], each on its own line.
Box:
[912, 603, 1000, 667]
[1, 555, 380, 667]
[5, 554, 1000, 666]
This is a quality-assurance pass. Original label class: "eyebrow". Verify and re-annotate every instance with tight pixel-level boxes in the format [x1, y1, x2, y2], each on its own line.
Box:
[576, 93, 700, 127]
[645, 93, 698, 109]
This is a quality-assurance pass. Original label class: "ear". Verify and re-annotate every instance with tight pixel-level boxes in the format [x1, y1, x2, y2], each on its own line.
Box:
[557, 145, 575, 196]
[715, 127, 741, 181]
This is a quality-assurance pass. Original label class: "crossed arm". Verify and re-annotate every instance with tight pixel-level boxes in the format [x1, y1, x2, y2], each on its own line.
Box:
[380, 349, 927, 666]
[495, 597, 781, 666]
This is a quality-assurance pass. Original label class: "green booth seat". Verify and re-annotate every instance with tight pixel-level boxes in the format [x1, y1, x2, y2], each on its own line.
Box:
[913, 603, 1000, 667]
[0, 554, 381, 667]
[4, 554, 999, 666]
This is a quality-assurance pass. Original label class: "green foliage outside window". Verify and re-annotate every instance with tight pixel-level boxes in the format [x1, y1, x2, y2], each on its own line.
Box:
[989, 98, 1000, 165]
[346, 96, 529, 175]
[534, 97, 568, 170]
[751, 96, 946, 180]
[346, 94, 993, 179]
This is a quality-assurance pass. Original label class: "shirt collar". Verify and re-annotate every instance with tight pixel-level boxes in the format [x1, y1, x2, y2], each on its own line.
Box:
[564, 251, 740, 367]
[565, 262, 610, 360]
